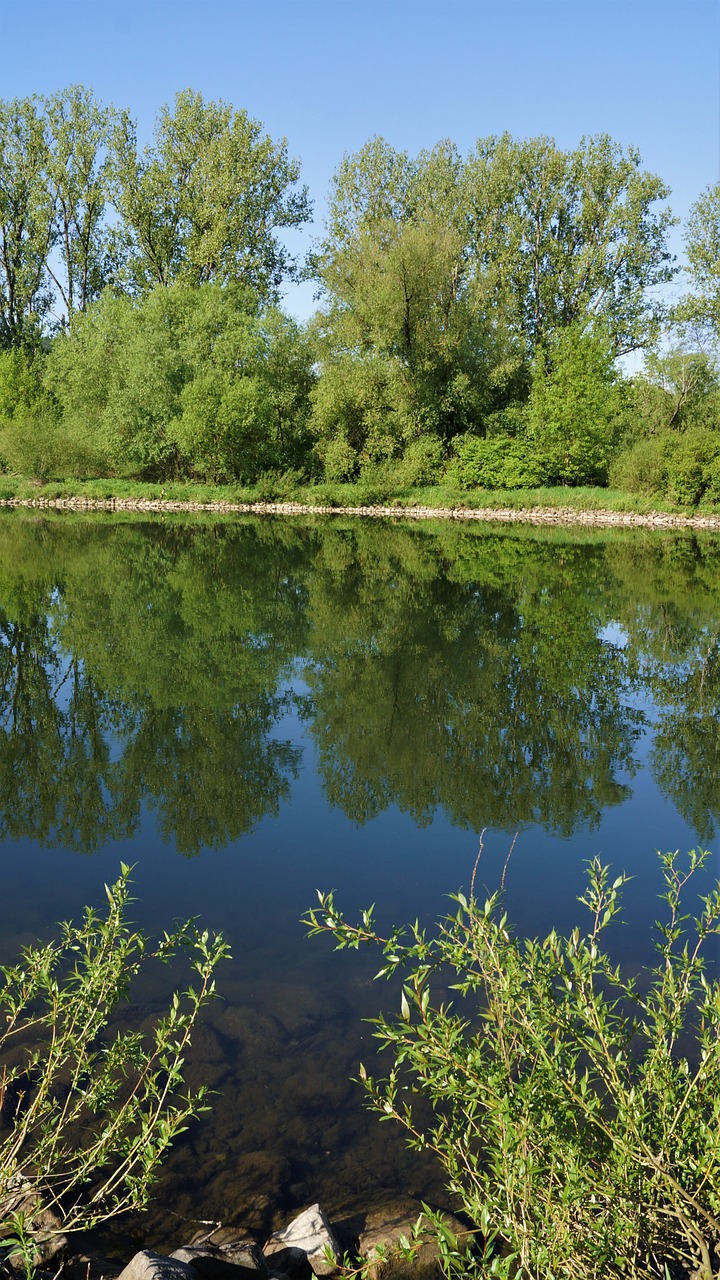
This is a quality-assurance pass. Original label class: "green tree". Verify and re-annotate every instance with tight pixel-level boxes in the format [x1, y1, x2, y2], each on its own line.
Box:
[43, 85, 119, 321]
[313, 138, 525, 469]
[679, 182, 720, 339]
[463, 132, 675, 357]
[312, 132, 672, 477]
[111, 88, 311, 299]
[45, 283, 314, 481]
[628, 346, 720, 437]
[526, 321, 621, 484]
[0, 97, 55, 347]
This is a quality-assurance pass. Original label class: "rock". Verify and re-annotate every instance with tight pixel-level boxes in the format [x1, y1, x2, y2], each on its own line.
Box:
[116, 1250, 198, 1280]
[263, 1247, 310, 1280]
[183, 1238, 268, 1275]
[172, 1243, 267, 1280]
[0, 1183, 67, 1269]
[264, 1204, 341, 1277]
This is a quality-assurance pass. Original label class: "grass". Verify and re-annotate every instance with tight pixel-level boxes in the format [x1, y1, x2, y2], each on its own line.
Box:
[1, 473, 720, 519]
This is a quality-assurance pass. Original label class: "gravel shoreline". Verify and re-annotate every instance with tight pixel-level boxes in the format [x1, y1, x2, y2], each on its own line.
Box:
[2, 494, 720, 530]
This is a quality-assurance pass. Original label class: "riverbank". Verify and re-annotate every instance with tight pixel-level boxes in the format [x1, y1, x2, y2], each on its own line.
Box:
[3, 494, 720, 530]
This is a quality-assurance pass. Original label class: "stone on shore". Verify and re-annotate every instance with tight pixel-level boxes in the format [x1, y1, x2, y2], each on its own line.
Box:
[172, 1244, 267, 1280]
[264, 1204, 341, 1277]
[116, 1251, 198, 1280]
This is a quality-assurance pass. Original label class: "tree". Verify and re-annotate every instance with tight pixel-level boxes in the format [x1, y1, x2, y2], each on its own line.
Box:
[44, 283, 315, 481]
[43, 85, 119, 321]
[312, 132, 673, 477]
[462, 132, 675, 357]
[313, 138, 524, 468]
[0, 97, 55, 347]
[680, 182, 720, 340]
[111, 88, 311, 300]
[527, 321, 622, 484]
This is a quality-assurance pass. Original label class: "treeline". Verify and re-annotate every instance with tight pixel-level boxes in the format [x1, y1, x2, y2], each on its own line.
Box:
[1, 86, 719, 503]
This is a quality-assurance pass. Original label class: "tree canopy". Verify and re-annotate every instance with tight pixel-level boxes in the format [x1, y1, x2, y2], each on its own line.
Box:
[111, 89, 311, 299]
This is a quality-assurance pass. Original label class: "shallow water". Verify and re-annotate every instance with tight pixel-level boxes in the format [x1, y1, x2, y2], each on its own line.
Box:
[0, 512, 718, 1247]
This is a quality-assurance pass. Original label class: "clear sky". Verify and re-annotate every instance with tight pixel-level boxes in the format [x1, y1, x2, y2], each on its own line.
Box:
[2, 0, 718, 319]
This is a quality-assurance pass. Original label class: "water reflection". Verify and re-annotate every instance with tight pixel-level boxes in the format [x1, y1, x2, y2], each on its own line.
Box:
[1, 515, 718, 850]
[1, 513, 719, 1241]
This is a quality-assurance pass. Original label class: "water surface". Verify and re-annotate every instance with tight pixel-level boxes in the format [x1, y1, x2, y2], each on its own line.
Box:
[1, 512, 718, 1245]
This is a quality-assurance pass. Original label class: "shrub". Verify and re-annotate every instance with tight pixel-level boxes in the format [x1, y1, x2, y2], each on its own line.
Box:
[609, 436, 670, 498]
[305, 850, 720, 1279]
[394, 436, 446, 488]
[447, 434, 548, 490]
[665, 430, 720, 507]
[527, 322, 621, 485]
[0, 866, 229, 1270]
[610, 430, 720, 507]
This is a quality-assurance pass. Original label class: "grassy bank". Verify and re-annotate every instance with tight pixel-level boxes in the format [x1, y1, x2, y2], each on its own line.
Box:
[2, 474, 720, 519]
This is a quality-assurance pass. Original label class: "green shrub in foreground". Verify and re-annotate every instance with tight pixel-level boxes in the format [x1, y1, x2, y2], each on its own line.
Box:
[305, 850, 720, 1279]
[0, 867, 229, 1273]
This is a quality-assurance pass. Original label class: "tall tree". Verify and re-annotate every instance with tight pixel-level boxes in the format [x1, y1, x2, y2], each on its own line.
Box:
[313, 138, 523, 460]
[462, 132, 675, 356]
[312, 132, 673, 473]
[679, 182, 720, 340]
[43, 85, 119, 321]
[111, 88, 311, 299]
[0, 96, 55, 347]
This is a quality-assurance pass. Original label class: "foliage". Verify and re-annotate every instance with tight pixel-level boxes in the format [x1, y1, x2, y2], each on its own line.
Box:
[0, 347, 65, 481]
[626, 347, 720, 440]
[678, 183, 720, 340]
[43, 284, 315, 481]
[0, 84, 310, 352]
[0, 97, 55, 347]
[111, 88, 311, 299]
[462, 132, 675, 357]
[43, 85, 119, 320]
[526, 322, 622, 484]
[610, 429, 720, 507]
[446, 433, 547, 490]
[305, 850, 720, 1279]
[0, 866, 229, 1265]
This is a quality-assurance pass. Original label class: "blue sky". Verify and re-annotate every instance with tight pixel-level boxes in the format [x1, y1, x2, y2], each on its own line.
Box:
[2, 0, 718, 319]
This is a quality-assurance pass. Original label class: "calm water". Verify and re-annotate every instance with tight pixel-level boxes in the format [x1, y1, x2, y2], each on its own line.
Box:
[1, 512, 719, 1246]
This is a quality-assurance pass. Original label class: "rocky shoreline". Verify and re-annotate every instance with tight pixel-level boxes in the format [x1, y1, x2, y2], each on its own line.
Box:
[25, 1197, 461, 1280]
[2, 495, 720, 530]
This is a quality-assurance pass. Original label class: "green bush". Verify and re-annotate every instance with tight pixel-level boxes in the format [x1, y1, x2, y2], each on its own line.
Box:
[44, 285, 314, 483]
[610, 430, 720, 507]
[393, 436, 446, 488]
[666, 430, 720, 507]
[527, 323, 622, 485]
[306, 850, 720, 1279]
[447, 434, 548, 490]
[0, 867, 228, 1269]
[609, 435, 670, 498]
[0, 348, 63, 479]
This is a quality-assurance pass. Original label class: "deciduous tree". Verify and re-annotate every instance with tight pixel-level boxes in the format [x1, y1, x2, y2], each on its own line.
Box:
[0, 97, 54, 347]
[111, 89, 311, 300]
